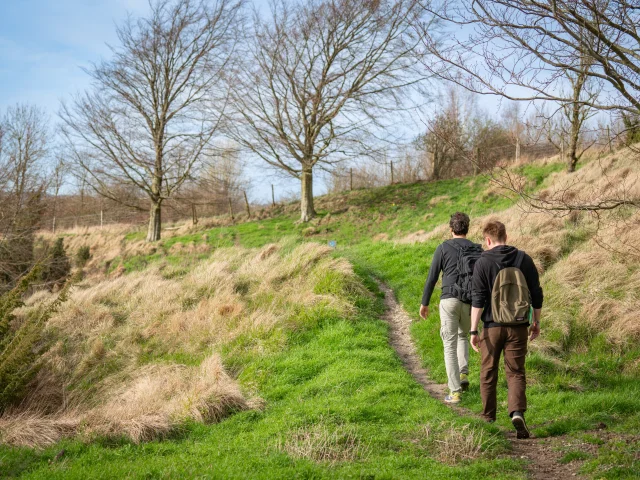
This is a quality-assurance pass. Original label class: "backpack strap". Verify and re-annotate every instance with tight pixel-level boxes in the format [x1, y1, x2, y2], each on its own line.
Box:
[514, 250, 525, 270]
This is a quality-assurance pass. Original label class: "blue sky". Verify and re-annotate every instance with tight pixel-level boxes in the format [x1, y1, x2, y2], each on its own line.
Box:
[0, 0, 151, 113]
[0, 0, 504, 202]
[0, 0, 308, 201]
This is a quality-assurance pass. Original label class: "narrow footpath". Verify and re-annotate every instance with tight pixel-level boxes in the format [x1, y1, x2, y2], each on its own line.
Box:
[376, 280, 584, 480]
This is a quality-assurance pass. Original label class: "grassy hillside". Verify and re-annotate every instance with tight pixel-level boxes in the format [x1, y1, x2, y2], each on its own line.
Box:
[2, 154, 639, 478]
[1, 243, 519, 479]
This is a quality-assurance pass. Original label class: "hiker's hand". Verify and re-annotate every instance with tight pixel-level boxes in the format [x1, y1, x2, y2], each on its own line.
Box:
[529, 322, 540, 341]
[419, 305, 428, 319]
[470, 334, 480, 353]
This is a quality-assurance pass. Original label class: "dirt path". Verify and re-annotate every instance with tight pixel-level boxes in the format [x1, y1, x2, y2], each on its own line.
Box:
[377, 280, 584, 480]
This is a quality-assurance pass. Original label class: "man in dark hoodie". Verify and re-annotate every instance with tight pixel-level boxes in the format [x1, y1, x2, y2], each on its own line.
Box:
[420, 212, 482, 404]
[470, 221, 542, 438]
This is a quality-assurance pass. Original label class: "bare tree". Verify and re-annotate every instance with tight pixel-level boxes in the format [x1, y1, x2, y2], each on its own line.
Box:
[60, 0, 243, 241]
[229, 0, 428, 222]
[563, 55, 597, 171]
[198, 145, 247, 203]
[172, 144, 249, 220]
[0, 105, 49, 290]
[49, 155, 68, 228]
[423, 89, 466, 179]
[0, 105, 48, 228]
[419, 87, 511, 178]
[421, 0, 640, 114]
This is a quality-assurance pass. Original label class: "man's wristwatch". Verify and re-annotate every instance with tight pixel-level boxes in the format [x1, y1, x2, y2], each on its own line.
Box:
[470, 330, 479, 336]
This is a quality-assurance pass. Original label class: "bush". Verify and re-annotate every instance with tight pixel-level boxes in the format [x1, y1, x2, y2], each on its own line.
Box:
[0, 268, 76, 412]
[76, 246, 91, 268]
[0, 232, 35, 294]
[41, 238, 71, 288]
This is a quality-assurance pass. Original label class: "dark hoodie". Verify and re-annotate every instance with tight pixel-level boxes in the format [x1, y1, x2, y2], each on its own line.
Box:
[471, 245, 543, 327]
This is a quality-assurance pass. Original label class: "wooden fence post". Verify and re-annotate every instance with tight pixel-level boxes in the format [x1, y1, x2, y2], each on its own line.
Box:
[390, 161, 394, 184]
[192, 204, 198, 225]
[271, 184, 276, 207]
[243, 191, 251, 218]
[350, 167, 353, 191]
[515, 139, 521, 163]
[52, 216, 56, 233]
[228, 198, 235, 222]
[474, 146, 480, 175]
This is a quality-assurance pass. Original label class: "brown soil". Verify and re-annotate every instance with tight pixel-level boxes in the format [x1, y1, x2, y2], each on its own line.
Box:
[377, 280, 586, 480]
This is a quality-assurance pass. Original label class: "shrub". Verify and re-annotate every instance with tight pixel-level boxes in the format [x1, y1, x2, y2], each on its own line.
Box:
[0, 269, 76, 413]
[41, 238, 71, 288]
[0, 232, 35, 294]
[76, 246, 92, 268]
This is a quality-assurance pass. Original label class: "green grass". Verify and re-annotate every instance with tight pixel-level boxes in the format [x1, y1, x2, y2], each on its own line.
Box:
[0, 267, 520, 479]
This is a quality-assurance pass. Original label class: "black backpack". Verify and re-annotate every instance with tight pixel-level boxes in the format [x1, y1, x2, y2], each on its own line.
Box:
[444, 240, 483, 304]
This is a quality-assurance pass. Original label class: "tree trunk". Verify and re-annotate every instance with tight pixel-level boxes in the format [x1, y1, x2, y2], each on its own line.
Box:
[300, 167, 315, 222]
[147, 200, 162, 242]
[567, 102, 580, 173]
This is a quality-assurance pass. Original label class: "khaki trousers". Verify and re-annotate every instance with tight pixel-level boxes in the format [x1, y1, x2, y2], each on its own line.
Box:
[439, 298, 470, 393]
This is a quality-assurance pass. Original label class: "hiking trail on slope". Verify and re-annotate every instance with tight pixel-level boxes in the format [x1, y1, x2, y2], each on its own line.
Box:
[376, 279, 585, 480]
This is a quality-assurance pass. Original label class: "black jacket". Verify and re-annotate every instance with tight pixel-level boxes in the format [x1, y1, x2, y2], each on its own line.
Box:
[471, 245, 543, 327]
[421, 238, 477, 306]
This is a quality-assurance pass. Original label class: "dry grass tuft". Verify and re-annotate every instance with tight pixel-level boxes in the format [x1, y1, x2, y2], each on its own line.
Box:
[419, 422, 496, 465]
[428, 195, 450, 207]
[373, 233, 390, 242]
[278, 423, 370, 465]
[0, 412, 79, 448]
[85, 354, 246, 443]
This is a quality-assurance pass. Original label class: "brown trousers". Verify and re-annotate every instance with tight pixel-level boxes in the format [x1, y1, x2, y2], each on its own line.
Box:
[479, 325, 528, 421]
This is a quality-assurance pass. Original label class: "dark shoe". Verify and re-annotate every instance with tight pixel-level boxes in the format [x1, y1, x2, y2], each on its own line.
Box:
[460, 373, 469, 391]
[511, 411, 530, 439]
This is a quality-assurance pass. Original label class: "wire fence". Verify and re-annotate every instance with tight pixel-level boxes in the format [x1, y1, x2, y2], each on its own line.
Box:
[47, 209, 149, 233]
[327, 139, 612, 194]
[41, 192, 267, 234]
[41, 139, 613, 233]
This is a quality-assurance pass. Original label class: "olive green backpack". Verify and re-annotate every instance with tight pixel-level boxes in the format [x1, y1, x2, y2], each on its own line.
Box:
[491, 250, 531, 324]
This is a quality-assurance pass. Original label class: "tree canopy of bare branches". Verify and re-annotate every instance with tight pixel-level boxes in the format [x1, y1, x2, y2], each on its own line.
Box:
[229, 0, 428, 222]
[421, 0, 640, 115]
[419, 88, 512, 179]
[418, 0, 640, 214]
[60, 0, 243, 241]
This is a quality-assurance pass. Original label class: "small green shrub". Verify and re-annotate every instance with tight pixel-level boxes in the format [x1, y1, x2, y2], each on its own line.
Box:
[76, 245, 92, 268]
[0, 269, 77, 412]
[41, 238, 71, 287]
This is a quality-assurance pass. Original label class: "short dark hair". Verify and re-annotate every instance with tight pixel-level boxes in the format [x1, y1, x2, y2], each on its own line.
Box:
[482, 220, 507, 242]
[449, 212, 470, 235]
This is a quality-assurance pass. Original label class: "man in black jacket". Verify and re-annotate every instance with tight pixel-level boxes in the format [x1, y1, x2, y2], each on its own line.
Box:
[420, 212, 478, 404]
[470, 220, 542, 438]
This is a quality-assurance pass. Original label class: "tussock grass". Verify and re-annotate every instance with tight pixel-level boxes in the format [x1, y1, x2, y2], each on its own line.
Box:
[0, 412, 79, 449]
[278, 422, 370, 464]
[0, 242, 362, 448]
[418, 422, 499, 465]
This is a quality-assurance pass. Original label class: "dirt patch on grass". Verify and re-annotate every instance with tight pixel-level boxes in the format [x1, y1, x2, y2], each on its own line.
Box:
[377, 281, 450, 404]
